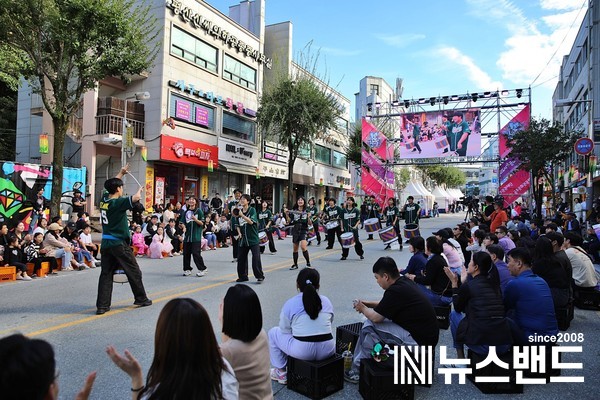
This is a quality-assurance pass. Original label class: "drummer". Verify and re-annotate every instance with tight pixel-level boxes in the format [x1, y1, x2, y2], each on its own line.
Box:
[324, 197, 344, 250]
[341, 197, 365, 261]
[402, 196, 421, 244]
[383, 197, 401, 250]
[286, 196, 312, 270]
[258, 200, 277, 254]
[307, 197, 322, 246]
[365, 195, 381, 240]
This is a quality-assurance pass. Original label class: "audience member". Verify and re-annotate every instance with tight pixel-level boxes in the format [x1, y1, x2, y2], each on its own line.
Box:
[43, 223, 74, 271]
[563, 232, 598, 290]
[399, 236, 427, 276]
[495, 226, 516, 256]
[406, 236, 453, 306]
[486, 244, 514, 294]
[131, 226, 148, 257]
[25, 232, 59, 275]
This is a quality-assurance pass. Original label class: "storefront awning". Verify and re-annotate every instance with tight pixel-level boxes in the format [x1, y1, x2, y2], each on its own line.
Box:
[293, 173, 313, 185]
[219, 161, 257, 176]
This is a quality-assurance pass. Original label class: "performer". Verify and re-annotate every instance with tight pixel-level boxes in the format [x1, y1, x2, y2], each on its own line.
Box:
[225, 189, 242, 263]
[382, 197, 401, 250]
[179, 196, 208, 277]
[307, 197, 322, 246]
[402, 196, 421, 244]
[236, 194, 265, 283]
[324, 198, 344, 250]
[286, 196, 312, 270]
[448, 112, 471, 156]
[96, 164, 151, 315]
[365, 195, 381, 240]
[407, 115, 422, 154]
[258, 200, 277, 254]
[341, 197, 364, 261]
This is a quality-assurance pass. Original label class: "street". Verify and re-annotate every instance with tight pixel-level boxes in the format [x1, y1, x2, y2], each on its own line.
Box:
[0, 213, 598, 399]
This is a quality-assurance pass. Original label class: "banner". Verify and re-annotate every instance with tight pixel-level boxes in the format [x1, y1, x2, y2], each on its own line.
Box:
[397, 109, 481, 159]
[499, 105, 531, 206]
[361, 117, 394, 207]
[145, 167, 154, 212]
[155, 177, 165, 206]
[499, 105, 530, 159]
[362, 169, 395, 207]
[362, 149, 394, 185]
[499, 170, 531, 206]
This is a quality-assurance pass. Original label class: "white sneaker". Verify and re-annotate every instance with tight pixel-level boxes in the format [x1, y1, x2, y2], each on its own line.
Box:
[16, 274, 25, 280]
[78, 263, 88, 270]
[63, 266, 74, 271]
[22, 274, 32, 281]
[183, 270, 191, 276]
[196, 270, 207, 277]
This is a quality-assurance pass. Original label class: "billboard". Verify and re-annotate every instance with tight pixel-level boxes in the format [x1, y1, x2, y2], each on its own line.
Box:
[397, 109, 481, 158]
[499, 104, 531, 206]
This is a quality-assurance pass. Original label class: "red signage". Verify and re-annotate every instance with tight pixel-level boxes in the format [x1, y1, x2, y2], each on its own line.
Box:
[160, 135, 218, 168]
[574, 137, 594, 156]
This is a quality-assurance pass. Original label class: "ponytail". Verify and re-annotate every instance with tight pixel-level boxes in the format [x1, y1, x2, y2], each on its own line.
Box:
[472, 251, 500, 293]
[297, 268, 322, 320]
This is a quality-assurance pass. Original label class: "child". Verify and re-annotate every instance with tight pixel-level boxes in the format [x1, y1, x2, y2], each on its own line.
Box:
[79, 224, 99, 258]
[24, 232, 58, 275]
[5, 236, 31, 281]
[132, 225, 148, 257]
[149, 226, 167, 259]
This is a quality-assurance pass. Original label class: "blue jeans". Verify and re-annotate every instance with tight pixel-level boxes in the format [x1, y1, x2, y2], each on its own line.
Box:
[417, 283, 452, 307]
[205, 233, 216, 247]
[54, 248, 72, 268]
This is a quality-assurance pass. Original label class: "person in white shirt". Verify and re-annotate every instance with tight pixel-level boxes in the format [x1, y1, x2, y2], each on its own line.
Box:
[79, 224, 99, 259]
[563, 232, 598, 289]
[32, 217, 48, 237]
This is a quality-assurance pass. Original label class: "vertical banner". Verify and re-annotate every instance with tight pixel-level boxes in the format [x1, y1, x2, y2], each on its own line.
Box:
[200, 175, 209, 199]
[499, 105, 531, 206]
[155, 177, 165, 206]
[361, 118, 395, 207]
[145, 167, 154, 211]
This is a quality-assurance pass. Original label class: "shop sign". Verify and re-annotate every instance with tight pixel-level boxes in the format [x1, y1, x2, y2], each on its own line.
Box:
[263, 140, 289, 164]
[258, 161, 288, 179]
[168, 80, 257, 118]
[145, 167, 154, 212]
[166, 0, 272, 68]
[574, 138, 594, 156]
[160, 135, 218, 168]
[336, 175, 351, 186]
[155, 177, 165, 206]
[219, 137, 259, 166]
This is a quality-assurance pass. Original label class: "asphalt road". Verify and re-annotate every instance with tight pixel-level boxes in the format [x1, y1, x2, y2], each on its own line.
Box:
[0, 213, 598, 399]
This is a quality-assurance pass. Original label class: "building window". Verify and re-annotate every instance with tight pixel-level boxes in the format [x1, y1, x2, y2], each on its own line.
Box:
[171, 26, 218, 73]
[332, 150, 347, 169]
[370, 84, 379, 96]
[223, 54, 257, 91]
[336, 117, 348, 135]
[223, 112, 256, 143]
[298, 142, 311, 158]
[169, 93, 215, 129]
[314, 144, 331, 165]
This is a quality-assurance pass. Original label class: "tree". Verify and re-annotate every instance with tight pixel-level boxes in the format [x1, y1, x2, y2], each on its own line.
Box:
[417, 165, 466, 188]
[345, 123, 362, 167]
[258, 74, 342, 206]
[507, 117, 579, 218]
[0, 0, 158, 216]
[0, 81, 17, 161]
[395, 167, 411, 191]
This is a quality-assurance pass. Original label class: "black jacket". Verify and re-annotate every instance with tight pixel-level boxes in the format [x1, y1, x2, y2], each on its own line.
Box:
[414, 254, 452, 297]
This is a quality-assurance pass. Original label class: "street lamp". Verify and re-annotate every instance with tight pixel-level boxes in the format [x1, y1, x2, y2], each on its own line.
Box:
[122, 91, 150, 182]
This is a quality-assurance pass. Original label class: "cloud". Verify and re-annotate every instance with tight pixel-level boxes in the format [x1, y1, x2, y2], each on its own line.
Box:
[319, 47, 361, 57]
[435, 46, 503, 90]
[539, 0, 582, 11]
[466, 0, 538, 35]
[374, 33, 425, 48]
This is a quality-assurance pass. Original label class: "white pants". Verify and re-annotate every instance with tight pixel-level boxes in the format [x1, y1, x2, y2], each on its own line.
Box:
[268, 327, 335, 369]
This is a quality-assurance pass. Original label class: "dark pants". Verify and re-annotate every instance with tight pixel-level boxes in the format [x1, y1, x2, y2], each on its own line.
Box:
[96, 243, 149, 310]
[326, 226, 343, 248]
[413, 140, 422, 152]
[170, 238, 181, 253]
[217, 230, 229, 244]
[237, 244, 264, 280]
[13, 261, 27, 273]
[231, 231, 239, 259]
[342, 230, 364, 257]
[313, 221, 322, 244]
[31, 256, 58, 272]
[182, 241, 206, 271]
[260, 230, 277, 253]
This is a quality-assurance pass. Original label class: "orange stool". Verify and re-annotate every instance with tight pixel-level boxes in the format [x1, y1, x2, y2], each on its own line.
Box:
[0, 266, 17, 282]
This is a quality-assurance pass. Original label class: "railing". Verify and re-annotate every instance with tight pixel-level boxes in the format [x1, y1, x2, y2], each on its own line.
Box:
[95, 114, 145, 140]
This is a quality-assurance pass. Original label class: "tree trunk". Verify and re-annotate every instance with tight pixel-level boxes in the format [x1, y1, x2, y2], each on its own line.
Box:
[50, 118, 67, 218]
[287, 156, 295, 208]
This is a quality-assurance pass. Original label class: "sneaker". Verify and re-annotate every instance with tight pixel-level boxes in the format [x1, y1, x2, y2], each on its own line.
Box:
[78, 263, 87, 270]
[344, 369, 360, 384]
[16, 274, 25, 280]
[221, 244, 229, 248]
[232, 258, 237, 263]
[63, 266, 74, 271]
[289, 265, 298, 270]
[325, 246, 333, 250]
[133, 299, 152, 307]
[236, 277, 249, 282]
[270, 251, 277, 254]
[340, 256, 347, 261]
[22, 274, 32, 281]
[183, 270, 192, 276]
[196, 270, 207, 277]
[360, 255, 364, 260]
[257, 277, 265, 283]
[270, 367, 287, 384]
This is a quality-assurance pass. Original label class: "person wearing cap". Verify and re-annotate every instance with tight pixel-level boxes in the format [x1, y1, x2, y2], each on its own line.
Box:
[71, 189, 85, 222]
[42, 223, 75, 271]
[96, 164, 151, 315]
[563, 212, 580, 233]
[340, 197, 364, 261]
[489, 200, 508, 234]
[447, 112, 471, 156]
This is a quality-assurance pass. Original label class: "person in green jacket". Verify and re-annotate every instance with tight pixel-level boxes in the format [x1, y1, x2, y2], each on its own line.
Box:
[324, 198, 344, 249]
[179, 196, 207, 277]
[341, 197, 364, 261]
[258, 200, 277, 254]
[307, 197, 321, 246]
[236, 194, 265, 283]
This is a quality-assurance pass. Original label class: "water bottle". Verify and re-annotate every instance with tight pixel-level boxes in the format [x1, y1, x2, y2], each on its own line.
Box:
[342, 343, 353, 374]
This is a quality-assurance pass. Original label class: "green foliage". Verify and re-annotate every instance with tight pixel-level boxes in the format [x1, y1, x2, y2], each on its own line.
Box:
[417, 165, 466, 187]
[345, 123, 362, 167]
[0, 0, 159, 215]
[395, 168, 411, 190]
[0, 81, 17, 161]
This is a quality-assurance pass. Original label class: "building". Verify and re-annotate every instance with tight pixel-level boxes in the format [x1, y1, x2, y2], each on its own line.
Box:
[14, 0, 351, 214]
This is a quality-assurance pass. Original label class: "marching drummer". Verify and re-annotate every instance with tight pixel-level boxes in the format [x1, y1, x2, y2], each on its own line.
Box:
[258, 200, 277, 254]
[324, 197, 344, 250]
[365, 195, 381, 240]
[286, 196, 312, 270]
[341, 197, 364, 261]
[402, 196, 421, 244]
[383, 197, 401, 250]
[307, 197, 322, 246]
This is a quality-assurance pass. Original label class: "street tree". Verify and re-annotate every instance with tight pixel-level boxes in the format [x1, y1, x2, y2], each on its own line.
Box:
[345, 123, 362, 167]
[507, 117, 579, 218]
[0, 0, 158, 216]
[417, 165, 466, 188]
[258, 72, 342, 206]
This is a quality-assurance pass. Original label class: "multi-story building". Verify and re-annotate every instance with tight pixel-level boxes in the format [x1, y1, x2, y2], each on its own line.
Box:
[14, 0, 351, 214]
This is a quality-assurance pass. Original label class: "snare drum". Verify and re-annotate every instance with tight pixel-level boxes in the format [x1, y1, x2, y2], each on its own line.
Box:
[340, 232, 355, 248]
[258, 231, 268, 246]
[307, 224, 317, 242]
[364, 218, 381, 233]
[403, 223, 421, 239]
[325, 220, 339, 230]
[378, 226, 398, 245]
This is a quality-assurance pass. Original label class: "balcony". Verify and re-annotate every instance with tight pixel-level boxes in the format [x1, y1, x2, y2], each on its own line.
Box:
[95, 114, 145, 140]
[95, 96, 146, 143]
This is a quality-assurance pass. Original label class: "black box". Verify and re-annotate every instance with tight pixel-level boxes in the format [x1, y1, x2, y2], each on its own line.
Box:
[336, 322, 363, 353]
[556, 302, 573, 331]
[468, 350, 523, 394]
[287, 354, 344, 400]
[434, 305, 451, 330]
[359, 358, 415, 400]
[574, 287, 600, 310]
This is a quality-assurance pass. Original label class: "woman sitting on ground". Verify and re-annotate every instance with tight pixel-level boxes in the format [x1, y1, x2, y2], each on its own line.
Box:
[42, 223, 75, 271]
[107, 298, 238, 399]
[466, 229, 487, 254]
[268, 268, 335, 384]
[399, 236, 427, 276]
[4, 235, 31, 280]
[204, 214, 218, 250]
[220, 285, 272, 399]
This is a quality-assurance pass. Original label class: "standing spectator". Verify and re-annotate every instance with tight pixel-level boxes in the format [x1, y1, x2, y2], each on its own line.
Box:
[29, 187, 48, 234]
[432, 201, 439, 217]
[211, 193, 224, 215]
[162, 203, 175, 225]
[489, 200, 508, 234]
[96, 165, 151, 315]
[179, 196, 208, 277]
[71, 189, 85, 221]
[573, 198, 585, 223]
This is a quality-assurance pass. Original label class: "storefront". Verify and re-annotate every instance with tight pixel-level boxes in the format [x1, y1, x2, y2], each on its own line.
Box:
[218, 136, 259, 198]
[313, 164, 352, 206]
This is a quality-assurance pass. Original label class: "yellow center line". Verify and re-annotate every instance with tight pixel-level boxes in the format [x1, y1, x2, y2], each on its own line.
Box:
[23, 245, 356, 337]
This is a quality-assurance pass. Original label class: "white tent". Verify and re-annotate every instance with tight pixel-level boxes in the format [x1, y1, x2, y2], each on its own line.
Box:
[401, 181, 434, 211]
[448, 188, 465, 201]
[432, 186, 450, 211]
[414, 181, 435, 211]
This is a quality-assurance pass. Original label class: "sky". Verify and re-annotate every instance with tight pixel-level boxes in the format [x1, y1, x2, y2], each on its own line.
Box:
[207, 0, 588, 122]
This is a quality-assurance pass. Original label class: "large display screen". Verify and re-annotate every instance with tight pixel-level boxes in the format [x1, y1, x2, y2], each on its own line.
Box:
[397, 109, 481, 158]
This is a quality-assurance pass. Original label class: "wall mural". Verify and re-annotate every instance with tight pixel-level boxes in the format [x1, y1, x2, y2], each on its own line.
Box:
[0, 161, 86, 229]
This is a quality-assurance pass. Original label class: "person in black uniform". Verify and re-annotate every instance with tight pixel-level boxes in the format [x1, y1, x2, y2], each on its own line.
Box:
[341, 197, 364, 261]
[324, 198, 344, 249]
[225, 189, 242, 263]
[402, 196, 421, 244]
[286, 196, 311, 270]
[365, 195, 381, 240]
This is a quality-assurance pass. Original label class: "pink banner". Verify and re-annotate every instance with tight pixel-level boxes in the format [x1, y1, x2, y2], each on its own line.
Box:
[176, 100, 191, 121]
[499, 157, 521, 185]
[499, 170, 531, 206]
[499, 105, 530, 159]
[361, 149, 394, 185]
[362, 169, 395, 207]
[362, 118, 388, 161]
[195, 107, 208, 126]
